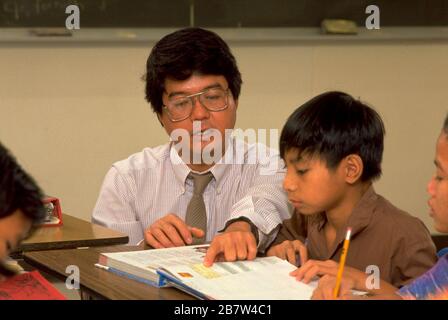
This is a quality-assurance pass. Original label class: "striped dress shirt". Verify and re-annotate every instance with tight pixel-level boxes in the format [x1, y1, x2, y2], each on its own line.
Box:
[92, 137, 292, 250]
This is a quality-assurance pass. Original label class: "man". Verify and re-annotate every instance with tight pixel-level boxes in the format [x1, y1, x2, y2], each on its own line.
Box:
[92, 28, 290, 261]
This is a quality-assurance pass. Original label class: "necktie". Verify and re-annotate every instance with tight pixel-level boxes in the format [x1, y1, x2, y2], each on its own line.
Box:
[185, 172, 213, 244]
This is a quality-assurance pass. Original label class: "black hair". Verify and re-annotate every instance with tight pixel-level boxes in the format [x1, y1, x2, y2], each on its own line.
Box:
[0, 142, 46, 222]
[144, 27, 242, 114]
[280, 91, 385, 182]
[0, 142, 46, 276]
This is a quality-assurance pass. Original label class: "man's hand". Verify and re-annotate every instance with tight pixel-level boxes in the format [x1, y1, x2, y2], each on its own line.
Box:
[203, 221, 257, 267]
[144, 213, 204, 248]
[266, 240, 308, 266]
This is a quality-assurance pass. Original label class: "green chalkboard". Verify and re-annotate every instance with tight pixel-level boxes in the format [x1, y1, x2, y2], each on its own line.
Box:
[196, 0, 448, 27]
[0, 0, 447, 28]
[0, 0, 191, 27]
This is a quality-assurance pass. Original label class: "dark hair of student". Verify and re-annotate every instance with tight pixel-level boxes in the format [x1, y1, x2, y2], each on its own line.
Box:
[0, 142, 46, 276]
[280, 91, 385, 182]
[443, 113, 448, 135]
[144, 27, 242, 115]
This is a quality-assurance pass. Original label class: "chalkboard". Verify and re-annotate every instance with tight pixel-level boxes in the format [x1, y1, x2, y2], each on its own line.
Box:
[196, 0, 448, 27]
[0, 0, 191, 27]
[0, 0, 447, 28]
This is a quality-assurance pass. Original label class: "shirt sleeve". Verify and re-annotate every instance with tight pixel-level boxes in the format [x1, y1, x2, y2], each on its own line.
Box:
[268, 212, 307, 248]
[397, 255, 448, 300]
[390, 218, 438, 288]
[226, 148, 292, 251]
[92, 166, 144, 245]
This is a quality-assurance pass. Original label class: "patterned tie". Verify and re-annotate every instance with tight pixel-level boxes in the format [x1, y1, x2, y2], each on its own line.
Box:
[185, 172, 213, 245]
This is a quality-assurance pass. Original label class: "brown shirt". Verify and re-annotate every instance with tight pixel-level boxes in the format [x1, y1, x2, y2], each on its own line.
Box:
[270, 186, 437, 288]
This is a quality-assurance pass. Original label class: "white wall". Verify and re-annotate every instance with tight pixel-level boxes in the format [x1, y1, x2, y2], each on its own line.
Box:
[1, 37, 447, 234]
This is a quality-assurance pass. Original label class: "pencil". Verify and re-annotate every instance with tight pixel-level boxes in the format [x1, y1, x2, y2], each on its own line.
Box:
[333, 227, 352, 299]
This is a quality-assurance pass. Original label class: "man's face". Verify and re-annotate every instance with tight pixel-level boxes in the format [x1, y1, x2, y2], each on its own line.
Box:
[159, 74, 238, 164]
[283, 149, 347, 215]
[427, 132, 448, 233]
[0, 209, 32, 261]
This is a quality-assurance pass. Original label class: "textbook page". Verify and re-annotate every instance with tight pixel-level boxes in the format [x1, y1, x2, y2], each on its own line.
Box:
[104, 244, 208, 268]
[99, 244, 210, 282]
[160, 256, 315, 300]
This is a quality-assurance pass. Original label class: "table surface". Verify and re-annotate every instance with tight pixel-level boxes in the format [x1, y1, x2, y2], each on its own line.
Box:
[17, 214, 129, 252]
[23, 245, 194, 300]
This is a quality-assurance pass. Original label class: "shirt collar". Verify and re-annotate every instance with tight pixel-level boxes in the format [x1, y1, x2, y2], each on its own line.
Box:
[169, 144, 192, 189]
[210, 162, 228, 194]
[316, 185, 377, 232]
[170, 136, 236, 193]
[169, 141, 233, 192]
[313, 185, 377, 257]
[344, 185, 377, 236]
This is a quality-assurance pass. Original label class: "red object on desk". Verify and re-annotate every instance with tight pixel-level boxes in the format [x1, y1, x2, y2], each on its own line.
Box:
[40, 197, 63, 227]
[0, 271, 66, 300]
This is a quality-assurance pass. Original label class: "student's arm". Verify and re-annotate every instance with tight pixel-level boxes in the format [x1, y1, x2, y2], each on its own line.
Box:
[312, 274, 400, 300]
[92, 166, 144, 245]
[265, 213, 308, 265]
[292, 259, 399, 296]
[269, 211, 307, 246]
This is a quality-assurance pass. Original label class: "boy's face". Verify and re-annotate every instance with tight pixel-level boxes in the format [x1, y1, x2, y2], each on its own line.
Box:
[0, 209, 32, 261]
[283, 149, 347, 215]
[427, 132, 448, 233]
[159, 73, 238, 163]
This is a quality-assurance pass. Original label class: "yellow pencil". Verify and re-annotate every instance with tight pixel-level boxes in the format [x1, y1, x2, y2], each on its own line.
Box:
[333, 227, 352, 299]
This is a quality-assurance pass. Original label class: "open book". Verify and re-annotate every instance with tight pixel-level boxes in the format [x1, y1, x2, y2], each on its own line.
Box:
[98, 244, 316, 300]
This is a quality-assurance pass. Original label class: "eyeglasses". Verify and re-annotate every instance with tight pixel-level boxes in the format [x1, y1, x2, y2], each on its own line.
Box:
[163, 87, 230, 122]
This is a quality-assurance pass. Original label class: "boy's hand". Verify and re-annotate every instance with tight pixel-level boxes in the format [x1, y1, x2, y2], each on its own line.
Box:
[290, 259, 340, 283]
[311, 274, 356, 300]
[266, 240, 308, 266]
[291, 260, 363, 286]
[203, 221, 257, 267]
[144, 213, 204, 248]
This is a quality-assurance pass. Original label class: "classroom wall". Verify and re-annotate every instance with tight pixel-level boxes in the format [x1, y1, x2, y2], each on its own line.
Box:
[1, 38, 447, 234]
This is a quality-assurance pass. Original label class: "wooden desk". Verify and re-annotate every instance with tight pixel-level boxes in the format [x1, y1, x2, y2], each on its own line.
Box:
[23, 246, 193, 300]
[17, 214, 129, 252]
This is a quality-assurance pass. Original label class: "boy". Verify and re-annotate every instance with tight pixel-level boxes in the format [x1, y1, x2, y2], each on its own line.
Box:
[313, 114, 448, 300]
[0, 142, 46, 278]
[266, 91, 437, 288]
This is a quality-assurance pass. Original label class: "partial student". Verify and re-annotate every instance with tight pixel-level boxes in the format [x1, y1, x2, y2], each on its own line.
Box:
[0, 142, 46, 279]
